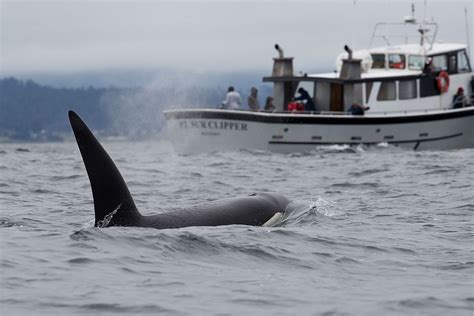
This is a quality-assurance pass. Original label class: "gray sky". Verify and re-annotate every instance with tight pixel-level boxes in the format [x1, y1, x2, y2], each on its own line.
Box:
[1, 0, 472, 75]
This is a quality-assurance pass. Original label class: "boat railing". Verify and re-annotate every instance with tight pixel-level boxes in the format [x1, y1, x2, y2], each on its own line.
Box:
[269, 108, 461, 116]
[369, 21, 438, 50]
[225, 108, 470, 116]
[254, 105, 471, 116]
[169, 105, 472, 116]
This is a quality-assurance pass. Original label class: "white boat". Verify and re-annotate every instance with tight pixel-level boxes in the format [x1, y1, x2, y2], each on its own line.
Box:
[165, 9, 474, 153]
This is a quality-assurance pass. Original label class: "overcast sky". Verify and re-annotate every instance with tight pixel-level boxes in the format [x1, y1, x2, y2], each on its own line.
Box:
[1, 0, 472, 76]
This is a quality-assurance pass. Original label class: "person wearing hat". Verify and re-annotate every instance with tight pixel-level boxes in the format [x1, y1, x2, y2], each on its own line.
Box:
[452, 87, 467, 109]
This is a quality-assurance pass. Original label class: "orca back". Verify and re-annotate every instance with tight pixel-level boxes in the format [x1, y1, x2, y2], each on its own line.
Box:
[69, 111, 290, 229]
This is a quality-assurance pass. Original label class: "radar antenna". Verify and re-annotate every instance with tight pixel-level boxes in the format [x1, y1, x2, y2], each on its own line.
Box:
[404, 3, 416, 24]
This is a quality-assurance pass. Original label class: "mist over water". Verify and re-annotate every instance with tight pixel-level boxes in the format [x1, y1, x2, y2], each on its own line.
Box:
[99, 74, 213, 138]
[1, 141, 473, 315]
[97, 71, 270, 139]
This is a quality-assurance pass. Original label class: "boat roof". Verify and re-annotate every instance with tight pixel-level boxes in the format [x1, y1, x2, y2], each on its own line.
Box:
[264, 68, 422, 84]
[264, 73, 420, 84]
[264, 42, 469, 83]
[369, 43, 467, 56]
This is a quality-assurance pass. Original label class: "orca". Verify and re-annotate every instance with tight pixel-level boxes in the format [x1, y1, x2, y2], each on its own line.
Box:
[68, 111, 290, 229]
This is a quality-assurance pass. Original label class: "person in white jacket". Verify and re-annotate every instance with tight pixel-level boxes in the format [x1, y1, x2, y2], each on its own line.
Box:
[221, 86, 242, 110]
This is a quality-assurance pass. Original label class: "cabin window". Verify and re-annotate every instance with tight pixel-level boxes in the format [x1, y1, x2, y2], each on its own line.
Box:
[365, 82, 373, 103]
[377, 81, 396, 101]
[432, 55, 447, 71]
[399, 80, 417, 100]
[388, 54, 406, 69]
[448, 54, 457, 74]
[458, 50, 471, 72]
[408, 55, 424, 70]
[371, 54, 385, 69]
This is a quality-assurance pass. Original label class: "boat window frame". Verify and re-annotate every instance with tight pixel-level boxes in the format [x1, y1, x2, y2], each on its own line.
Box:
[398, 79, 417, 100]
[430, 54, 448, 72]
[377, 81, 397, 101]
[371, 53, 386, 69]
[408, 55, 424, 70]
[388, 54, 406, 69]
[457, 50, 472, 73]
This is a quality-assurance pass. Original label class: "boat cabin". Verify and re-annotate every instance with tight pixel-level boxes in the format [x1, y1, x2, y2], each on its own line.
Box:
[263, 18, 473, 114]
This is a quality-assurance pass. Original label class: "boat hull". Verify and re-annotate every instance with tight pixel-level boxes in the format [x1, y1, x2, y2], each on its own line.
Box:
[164, 108, 474, 153]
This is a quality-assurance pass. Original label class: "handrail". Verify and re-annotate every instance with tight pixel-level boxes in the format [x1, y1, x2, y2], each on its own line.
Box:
[369, 21, 439, 51]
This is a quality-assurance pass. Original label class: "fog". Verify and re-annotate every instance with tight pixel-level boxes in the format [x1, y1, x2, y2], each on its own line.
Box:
[2, 0, 472, 76]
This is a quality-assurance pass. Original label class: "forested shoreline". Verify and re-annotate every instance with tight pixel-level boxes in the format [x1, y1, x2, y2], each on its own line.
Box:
[1, 77, 268, 141]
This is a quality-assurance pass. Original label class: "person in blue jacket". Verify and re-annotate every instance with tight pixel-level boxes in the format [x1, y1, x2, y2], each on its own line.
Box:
[293, 87, 315, 111]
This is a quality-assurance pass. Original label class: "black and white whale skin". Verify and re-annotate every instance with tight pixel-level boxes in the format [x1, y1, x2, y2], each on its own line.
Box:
[68, 111, 290, 229]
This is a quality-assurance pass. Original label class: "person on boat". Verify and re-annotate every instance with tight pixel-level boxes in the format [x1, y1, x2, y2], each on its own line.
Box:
[292, 87, 315, 111]
[221, 86, 242, 110]
[452, 87, 467, 109]
[423, 57, 434, 74]
[264, 96, 276, 112]
[347, 103, 370, 115]
[247, 87, 260, 111]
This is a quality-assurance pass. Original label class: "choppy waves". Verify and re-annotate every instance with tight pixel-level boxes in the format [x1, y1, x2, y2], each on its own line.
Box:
[1, 141, 473, 315]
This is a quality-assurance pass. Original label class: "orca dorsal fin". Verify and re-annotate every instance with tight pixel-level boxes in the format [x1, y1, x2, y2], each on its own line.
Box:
[68, 111, 141, 227]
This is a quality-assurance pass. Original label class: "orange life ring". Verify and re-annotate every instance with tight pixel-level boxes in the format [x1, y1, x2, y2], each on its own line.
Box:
[436, 71, 450, 93]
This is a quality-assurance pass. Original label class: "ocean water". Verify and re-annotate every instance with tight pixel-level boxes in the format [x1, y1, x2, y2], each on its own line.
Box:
[1, 140, 473, 315]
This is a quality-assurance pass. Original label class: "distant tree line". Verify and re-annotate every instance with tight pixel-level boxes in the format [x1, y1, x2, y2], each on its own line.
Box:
[0, 77, 272, 141]
[0, 77, 224, 140]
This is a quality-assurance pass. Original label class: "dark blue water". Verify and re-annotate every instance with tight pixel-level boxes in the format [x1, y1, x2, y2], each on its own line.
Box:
[1, 141, 473, 315]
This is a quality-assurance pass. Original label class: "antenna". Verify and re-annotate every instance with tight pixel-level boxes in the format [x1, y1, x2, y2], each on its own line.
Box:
[423, 0, 428, 22]
[351, 0, 358, 49]
[465, 7, 471, 58]
[404, 3, 416, 24]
